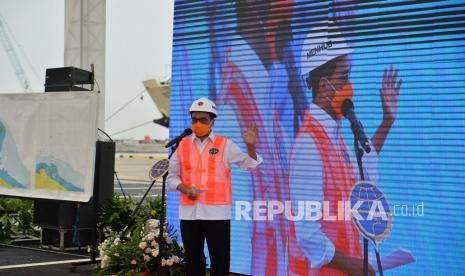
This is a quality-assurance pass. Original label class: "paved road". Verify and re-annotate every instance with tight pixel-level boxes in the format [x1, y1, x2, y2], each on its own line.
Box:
[115, 156, 161, 181]
[114, 179, 163, 198]
[114, 157, 165, 198]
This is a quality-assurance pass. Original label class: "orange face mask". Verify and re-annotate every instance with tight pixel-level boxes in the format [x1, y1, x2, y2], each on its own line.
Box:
[192, 122, 211, 137]
[324, 78, 354, 119]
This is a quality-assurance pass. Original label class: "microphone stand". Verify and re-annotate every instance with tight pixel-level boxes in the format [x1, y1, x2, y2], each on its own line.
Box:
[353, 137, 369, 276]
[353, 137, 384, 276]
[119, 141, 179, 276]
[156, 141, 179, 276]
[129, 143, 178, 222]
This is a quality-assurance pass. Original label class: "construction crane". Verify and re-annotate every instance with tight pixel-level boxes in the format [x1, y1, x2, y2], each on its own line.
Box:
[0, 13, 32, 92]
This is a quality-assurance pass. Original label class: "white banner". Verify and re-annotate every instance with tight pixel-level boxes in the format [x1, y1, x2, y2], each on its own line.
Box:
[0, 92, 98, 202]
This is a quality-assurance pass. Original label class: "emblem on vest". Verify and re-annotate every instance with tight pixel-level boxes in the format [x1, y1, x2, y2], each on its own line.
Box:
[209, 148, 219, 155]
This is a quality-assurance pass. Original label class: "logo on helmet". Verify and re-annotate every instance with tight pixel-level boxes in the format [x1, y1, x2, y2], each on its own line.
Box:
[306, 40, 333, 59]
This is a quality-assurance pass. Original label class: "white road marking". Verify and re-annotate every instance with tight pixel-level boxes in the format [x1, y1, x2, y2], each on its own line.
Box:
[0, 258, 99, 270]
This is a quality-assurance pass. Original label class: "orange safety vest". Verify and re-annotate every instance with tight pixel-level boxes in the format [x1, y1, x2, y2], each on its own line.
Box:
[177, 135, 232, 205]
[288, 110, 361, 276]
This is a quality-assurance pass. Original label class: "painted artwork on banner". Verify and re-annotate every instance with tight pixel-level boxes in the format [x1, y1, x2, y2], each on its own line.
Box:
[0, 92, 98, 202]
[0, 121, 29, 189]
[168, 1, 465, 275]
[35, 156, 85, 192]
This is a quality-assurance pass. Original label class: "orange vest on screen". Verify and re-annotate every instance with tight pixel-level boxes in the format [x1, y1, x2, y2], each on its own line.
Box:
[177, 135, 232, 205]
[288, 110, 361, 276]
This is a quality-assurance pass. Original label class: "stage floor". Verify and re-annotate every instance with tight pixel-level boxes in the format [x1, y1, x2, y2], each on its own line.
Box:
[0, 241, 93, 275]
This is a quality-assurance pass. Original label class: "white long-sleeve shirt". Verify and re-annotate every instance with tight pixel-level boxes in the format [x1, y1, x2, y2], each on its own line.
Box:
[167, 131, 262, 220]
[289, 103, 379, 269]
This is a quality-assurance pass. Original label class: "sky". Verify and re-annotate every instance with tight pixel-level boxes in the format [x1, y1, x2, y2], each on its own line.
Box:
[0, 0, 173, 140]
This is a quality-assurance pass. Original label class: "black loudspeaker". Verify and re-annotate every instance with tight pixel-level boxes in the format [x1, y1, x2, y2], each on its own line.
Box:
[33, 141, 115, 249]
[44, 66, 94, 92]
[92, 141, 115, 207]
[32, 200, 76, 229]
[45, 67, 94, 85]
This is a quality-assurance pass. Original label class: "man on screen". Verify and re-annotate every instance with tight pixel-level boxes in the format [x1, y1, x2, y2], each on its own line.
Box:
[167, 98, 262, 276]
[219, 2, 300, 273]
[288, 23, 402, 275]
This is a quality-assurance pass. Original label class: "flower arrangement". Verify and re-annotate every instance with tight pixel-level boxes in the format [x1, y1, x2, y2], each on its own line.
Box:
[95, 196, 185, 276]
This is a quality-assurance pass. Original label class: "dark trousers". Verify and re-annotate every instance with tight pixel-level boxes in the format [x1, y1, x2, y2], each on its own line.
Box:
[180, 219, 230, 276]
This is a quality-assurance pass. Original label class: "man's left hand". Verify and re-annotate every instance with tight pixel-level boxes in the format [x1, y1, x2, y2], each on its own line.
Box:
[380, 64, 402, 124]
[242, 123, 258, 146]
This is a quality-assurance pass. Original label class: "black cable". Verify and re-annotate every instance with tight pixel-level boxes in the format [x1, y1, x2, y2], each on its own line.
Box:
[96, 129, 126, 197]
[94, 77, 102, 93]
[97, 128, 114, 142]
[114, 171, 126, 199]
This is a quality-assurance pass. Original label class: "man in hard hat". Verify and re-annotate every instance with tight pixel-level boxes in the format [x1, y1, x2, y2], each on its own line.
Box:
[167, 98, 261, 276]
[288, 23, 401, 275]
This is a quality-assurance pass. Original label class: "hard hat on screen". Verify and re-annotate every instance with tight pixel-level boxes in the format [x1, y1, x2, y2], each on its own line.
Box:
[189, 98, 217, 116]
[299, 22, 353, 76]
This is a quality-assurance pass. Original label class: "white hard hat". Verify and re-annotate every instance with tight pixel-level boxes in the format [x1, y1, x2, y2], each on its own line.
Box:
[189, 98, 217, 116]
[299, 22, 353, 76]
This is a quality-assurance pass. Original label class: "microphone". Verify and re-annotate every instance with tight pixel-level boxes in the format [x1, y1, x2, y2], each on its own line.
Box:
[341, 99, 371, 153]
[165, 128, 192, 148]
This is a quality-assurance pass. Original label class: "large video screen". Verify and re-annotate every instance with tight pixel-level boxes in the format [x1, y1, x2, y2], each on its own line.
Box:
[167, 1, 465, 275]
